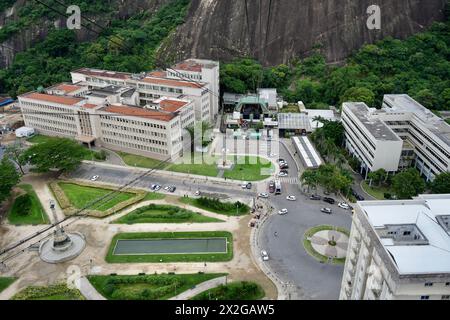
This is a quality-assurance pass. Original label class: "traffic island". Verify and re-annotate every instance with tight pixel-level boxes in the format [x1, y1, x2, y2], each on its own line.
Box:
[303, 225, 350, 264]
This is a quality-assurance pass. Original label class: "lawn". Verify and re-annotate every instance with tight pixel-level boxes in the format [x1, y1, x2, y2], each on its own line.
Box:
[88, 273, 227, 300]
[0, 277, 17, 293]
[361, 181, 391, 200]
[8, 184, 49, 225]
[11, 283, 85, 300]
[106, 231, 233, 263]
[279, 104, 300, 113]
[27, 134, 57, 144]
[179, 197, 250, 216]
[118, 152, 273, 181]
[191, 281, 265, 300]
[303, 225, 350, 265]
[142, 192, 166, 201]
[58, 182, 135, 212]
[118, 152, 167, 169]
[113, 204, 223, 224]
[223, 156, 274, 181]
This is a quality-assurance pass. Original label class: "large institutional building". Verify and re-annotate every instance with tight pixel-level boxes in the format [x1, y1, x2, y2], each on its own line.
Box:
[18, 59, 219, 161]
[342, 94, 450, 181]
[340, 194, 450, 300]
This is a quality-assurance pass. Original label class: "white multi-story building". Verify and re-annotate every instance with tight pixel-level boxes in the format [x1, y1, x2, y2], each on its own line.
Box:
[168, 59, 220, 119]
[71, 59, 219, 124]
[340, 194, 450, 300]
[18, 84, 195, 161]
[342, 95, 450, 181]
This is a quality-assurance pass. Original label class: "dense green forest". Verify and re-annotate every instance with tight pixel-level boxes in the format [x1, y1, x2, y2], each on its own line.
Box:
[0, 0, 190, 97]
[221, 11, 450, 111]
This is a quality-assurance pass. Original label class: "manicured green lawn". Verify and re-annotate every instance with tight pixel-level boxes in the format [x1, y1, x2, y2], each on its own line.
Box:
[118, 152, 273, 181]
[179, 197, 250, 216]
[224, 156, 274, 181]
[113, 204, 223, 224]
[11, 283, 85, 300]
[58, 182, 134, 212]
[106, 231, 233, 263]
[8, 184, 49, 225]
[0, 277, 17, 293]
[361, 181, 391, 200]
[303, 225, 350, 265]
[191, 281, 265, 300]
[88, 273, 227, 300]
[118, 152, 167, 169]
[142, 192, 166, 201]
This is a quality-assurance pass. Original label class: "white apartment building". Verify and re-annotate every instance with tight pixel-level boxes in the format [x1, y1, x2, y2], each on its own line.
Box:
[340, 194, 450, 300]
[70, 59, 219, 124]
[342, 95, 450, 181]
[168, 59, 220, 119]
[341, 102, 403, 176]
[18, 84, 195, 161]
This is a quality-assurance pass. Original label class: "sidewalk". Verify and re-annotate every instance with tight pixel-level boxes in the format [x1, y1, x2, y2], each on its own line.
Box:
[79, 277, 106, 300]
[169, 276, 227, 300]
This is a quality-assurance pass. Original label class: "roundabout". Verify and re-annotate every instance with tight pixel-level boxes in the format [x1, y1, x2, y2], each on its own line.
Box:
[303, 226, 350, 264]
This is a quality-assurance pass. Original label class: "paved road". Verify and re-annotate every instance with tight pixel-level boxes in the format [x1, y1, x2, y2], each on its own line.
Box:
[69, 163, 258, 201]
[257, 141, 353, 300]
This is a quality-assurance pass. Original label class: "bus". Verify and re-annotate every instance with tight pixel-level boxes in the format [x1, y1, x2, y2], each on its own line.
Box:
[275, 180, 282, 195]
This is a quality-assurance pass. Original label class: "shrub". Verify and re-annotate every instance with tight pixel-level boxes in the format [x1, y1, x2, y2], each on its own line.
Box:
[14, 194, 32, 216]
[384, 193, 392, 200]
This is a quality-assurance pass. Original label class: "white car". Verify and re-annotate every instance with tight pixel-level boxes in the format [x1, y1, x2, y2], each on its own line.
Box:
[258, 193, 269, 199]
[278, 172, 288, 177]
[90, 175, 99, 181]
[278, 208, 288, 215]
[338, 202, 350, 210]
[286, 195, 297, 201]
[194, 190, 201, 196]
[261, 250, 269, 261]
[164, 186, 171, 191]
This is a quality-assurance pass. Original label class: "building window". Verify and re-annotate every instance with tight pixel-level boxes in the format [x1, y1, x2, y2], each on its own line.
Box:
[442, 295, 450, 300]
[445, 282, 450, 286]
[420, 296, 430, 300]
[424, 282, 433, 287]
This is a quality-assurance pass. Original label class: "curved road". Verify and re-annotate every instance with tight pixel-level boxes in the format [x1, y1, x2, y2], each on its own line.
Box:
[257, 141, 352, 300]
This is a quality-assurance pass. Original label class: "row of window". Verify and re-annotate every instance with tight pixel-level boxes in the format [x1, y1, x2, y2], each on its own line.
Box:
[100, 116, 167, 130]
[138, 83, 183, 94]
[102, 138, 168, 155]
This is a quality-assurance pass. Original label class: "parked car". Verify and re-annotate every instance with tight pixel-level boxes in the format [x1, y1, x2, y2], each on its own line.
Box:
[321, 208, 332, 214]
[278, 208, 288, 215]
[286, 195, 297, 201]
[241, 182, 252, 189]
[258, 193, 269, 199]
[278, 159, 286, 164]
[278, 172, 288, 177]
[246, 182, 252, 189]
[310, 194, 321, 200]
[164, 186, 171, 191]
[261, 250, 269, 261]
[194, 190, 201, 196]
[169, 186, 176, 193]
[151, 184, 161, 191]
[323, 197, 336, 204]
[280, 163, 289, 169]
[338, 202, 350, 210]
[90, 175, 99, 181]
[268, 181, 276, 193]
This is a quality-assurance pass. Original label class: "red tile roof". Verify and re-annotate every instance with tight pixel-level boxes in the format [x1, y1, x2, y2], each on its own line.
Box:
[148, 71, 167, 77]
[82, 103, 98, 109]
[142, 76, 206, 89]
[173, 61, 203, 72]
[104, 105, 175, 122]
[22, 93, 84, 106]
[53, 84, 83, 93]
[74, 68, 131, 80]
[159, 100, 188, 112]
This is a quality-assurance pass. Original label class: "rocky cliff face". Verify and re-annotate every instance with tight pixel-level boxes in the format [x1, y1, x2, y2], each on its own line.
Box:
[0, 0, 170, 68]
[160, 0, 447, 65]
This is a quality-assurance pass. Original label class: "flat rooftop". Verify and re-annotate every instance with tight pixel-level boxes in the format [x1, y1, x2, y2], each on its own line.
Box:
[20, 92, 84, 106]
[383, 94, 450, 147]
[344, 102, 401, 142]
[359, 194, 450, 275]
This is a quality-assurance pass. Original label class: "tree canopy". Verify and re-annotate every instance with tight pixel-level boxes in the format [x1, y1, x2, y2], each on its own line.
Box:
[22, 138, 88, 173]
[431, 172, 450, 194]
[391, 168, 426, 199]
[0, 158, 20, 203]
